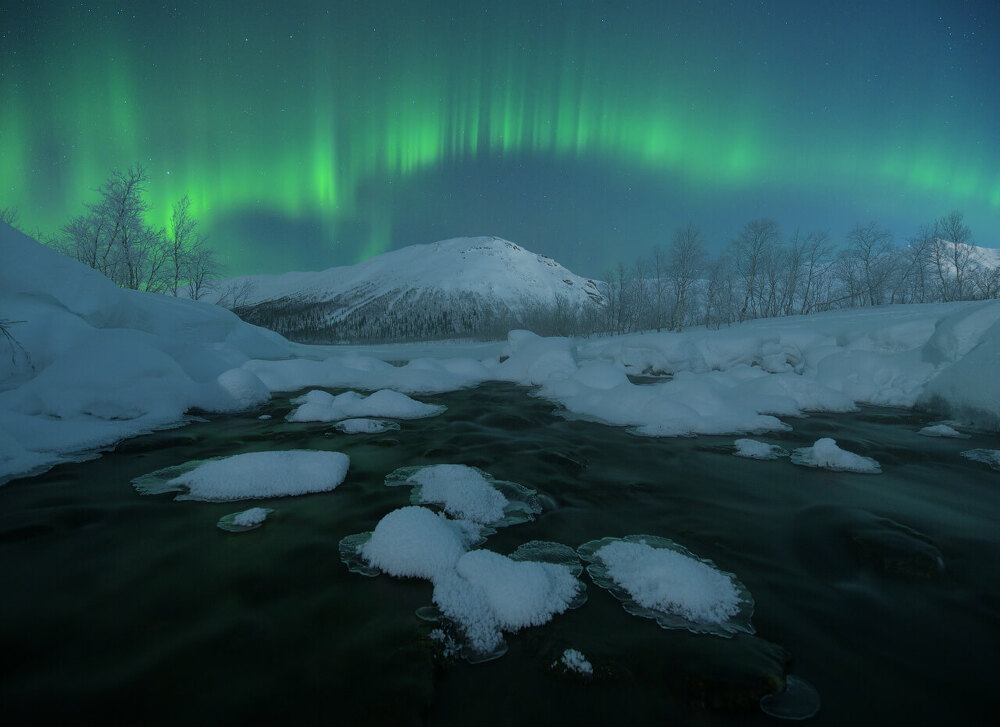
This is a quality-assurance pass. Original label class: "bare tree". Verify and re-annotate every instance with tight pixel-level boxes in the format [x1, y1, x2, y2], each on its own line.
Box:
[732, 218, 780, 322]
[797, 231, 833, 315]
[843, 222, 895, 306]
[0, 206, 19, 228]
[168, 195, 199, 296]
[932, 211, 973, 301]
[649, 243, 670, 332]
[667, 223, 706, 331]
[217, 279, 257, 310]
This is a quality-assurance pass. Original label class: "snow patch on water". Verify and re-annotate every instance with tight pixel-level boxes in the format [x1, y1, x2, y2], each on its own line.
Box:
[288, 389, 445, 422]
[578, 535, 754, 637]
[333, 418, 400, 434]
[734, 438, 789, 459]
[385, 464, 542, 526]
[961, 449, 1000, 471]
[132, 450, 349, 501]
[791, 438, 882, 473]
[217, 507, 274, 532]
[918, 424, 968, 438]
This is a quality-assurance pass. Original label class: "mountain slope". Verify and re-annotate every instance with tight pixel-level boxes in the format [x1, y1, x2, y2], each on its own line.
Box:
[221, 237, 604, 342]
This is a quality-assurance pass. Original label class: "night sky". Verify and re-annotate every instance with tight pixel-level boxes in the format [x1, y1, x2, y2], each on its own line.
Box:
[2, 0, 998, 276]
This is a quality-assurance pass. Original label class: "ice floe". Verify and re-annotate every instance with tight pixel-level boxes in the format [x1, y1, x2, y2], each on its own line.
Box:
[132, 450, 349, 501]
[790, 438, 882, 473]
[961, 449, 1000, 471]
[384, 464, 542, 526]
[759, 674, 822, 720]
[734, 438, 790, 459]
[287, 389, 445, 422]
[918, 424, 968, 438]
[333, 418, 401, 434]
[578, 535, 754, 636]
[217, 507, 274, 532]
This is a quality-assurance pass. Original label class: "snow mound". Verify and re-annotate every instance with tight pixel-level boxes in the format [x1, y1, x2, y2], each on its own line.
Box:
[734, 438, 789, 459]
[333, 418, 401, 434]
[288, 389, 445, 422]
[791, 438, 882, 473]
[578, 535, 754, 636]
[345, 506, 487, 580]
[217, 507, 274, 532]
[340, 516, 584, 661]
[132, 450, 349, 501]
[961, 449, 1000, 471]
[918, 424, 968, 438]
[385, 464, 542, 526]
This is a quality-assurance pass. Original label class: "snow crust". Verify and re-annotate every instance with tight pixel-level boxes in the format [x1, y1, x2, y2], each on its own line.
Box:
[288, 389, 445, 422]
[791, 438, 882, 473]
[132, 450, 349, 501]
[734, 438, 789, 459]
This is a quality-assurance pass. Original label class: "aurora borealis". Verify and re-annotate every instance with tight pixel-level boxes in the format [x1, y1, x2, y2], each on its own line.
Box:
[2, 1, 998, 275]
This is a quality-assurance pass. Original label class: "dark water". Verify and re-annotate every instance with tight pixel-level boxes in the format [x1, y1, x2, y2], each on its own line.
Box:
[1, 383, 998, 726]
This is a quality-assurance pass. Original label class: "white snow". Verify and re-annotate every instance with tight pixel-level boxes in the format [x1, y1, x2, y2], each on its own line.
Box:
[333, 418, 400, 434]
[791, 438, 882, 473]
[397, 464, 509, 524]
[133, 450, 350, 501]
[918, 424, 967, 438]
[734, 438, 789, 459]
[593, 539, 742, 625]
[558, 648, 594, 676]
[288, 388, 445, 422]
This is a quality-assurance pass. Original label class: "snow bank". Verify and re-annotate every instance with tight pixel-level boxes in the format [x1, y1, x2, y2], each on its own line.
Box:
[288, 389, 445, 422]
[578, 535, 754, 636]
[244, 354, 491, 395]
[384, 464, 542, 526]
[132, 450, 350, 501]
[0, 224, 291, 484]
[791, 438, 881, 473]
[734, 438, 789, 459]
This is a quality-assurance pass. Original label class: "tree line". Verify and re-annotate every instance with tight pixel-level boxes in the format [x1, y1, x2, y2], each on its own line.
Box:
[3, 165, 222, 299]
[585, 211, 1000, 337]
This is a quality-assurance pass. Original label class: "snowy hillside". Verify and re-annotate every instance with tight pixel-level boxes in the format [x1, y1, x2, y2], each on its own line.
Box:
[0, 223, 294, 483]
[211, 236, 604, 342]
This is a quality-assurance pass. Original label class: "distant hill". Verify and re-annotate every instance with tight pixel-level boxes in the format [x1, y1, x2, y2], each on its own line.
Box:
[213, 236, 605, 342]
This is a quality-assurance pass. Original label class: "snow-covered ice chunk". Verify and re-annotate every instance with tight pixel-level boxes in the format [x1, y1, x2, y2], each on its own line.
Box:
[556, 648, 594, 676]
[217, 506, 274, 532]
[961, 449, 1000, 471]
[257, 414, 272, 420]
[333, 418, 400, 434]
[791, 438, 881, 473]
[734, 438, 789, 460]
[385, 464, 542, 526]
[341, 506, 488, 580]
[341, 526, 584, 662]
[214, 368, 270, 412]
[132, 450, 349, 501]
[430, 541, 586, 661]
[578, 535, 754, 637]
[917, 424, 968, 438]
[288, 388, 445, 422]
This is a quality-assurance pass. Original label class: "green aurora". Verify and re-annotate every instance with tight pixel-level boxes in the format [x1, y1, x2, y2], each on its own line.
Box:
[2, 1, 998, 274]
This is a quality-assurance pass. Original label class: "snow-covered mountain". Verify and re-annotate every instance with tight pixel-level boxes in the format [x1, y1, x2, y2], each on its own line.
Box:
[216, 236, 604, 342]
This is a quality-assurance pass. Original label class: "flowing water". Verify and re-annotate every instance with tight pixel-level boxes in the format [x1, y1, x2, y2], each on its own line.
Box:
[1, 383, 997, 725]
